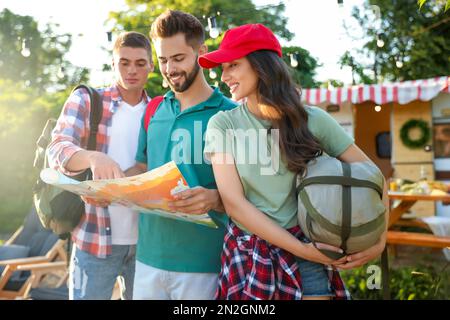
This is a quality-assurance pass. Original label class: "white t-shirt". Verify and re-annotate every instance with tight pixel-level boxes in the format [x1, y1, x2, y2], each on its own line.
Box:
[107, 99, 146, 245]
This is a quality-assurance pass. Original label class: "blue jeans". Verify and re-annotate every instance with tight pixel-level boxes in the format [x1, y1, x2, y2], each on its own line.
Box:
[69, 245, 136, 300]
[296, 257, 333, 297]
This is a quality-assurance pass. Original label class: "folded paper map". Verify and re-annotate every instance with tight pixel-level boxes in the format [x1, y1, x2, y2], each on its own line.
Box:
[40, 161, 217, 228]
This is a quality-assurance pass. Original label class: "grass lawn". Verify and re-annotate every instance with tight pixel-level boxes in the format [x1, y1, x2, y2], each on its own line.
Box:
[341, 245, 450, 300]
[0, 206, 29, 236]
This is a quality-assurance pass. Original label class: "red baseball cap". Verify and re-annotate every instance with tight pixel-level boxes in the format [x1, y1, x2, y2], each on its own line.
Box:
[198, 23, 282, 69]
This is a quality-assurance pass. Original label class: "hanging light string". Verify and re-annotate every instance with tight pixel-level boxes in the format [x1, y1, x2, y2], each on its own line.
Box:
[106, 2, 301, 81]
[289, 53, 299, 68]
[20, 38, 31, 57]
[106, 2, 285, 40]
[207, 15, 220, 39]
[203, 3, 285, 21]
[17, 33, 83, 58]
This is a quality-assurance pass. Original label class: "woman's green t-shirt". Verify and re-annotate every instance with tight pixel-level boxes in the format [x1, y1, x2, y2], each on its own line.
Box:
[204, 104, 354, 233]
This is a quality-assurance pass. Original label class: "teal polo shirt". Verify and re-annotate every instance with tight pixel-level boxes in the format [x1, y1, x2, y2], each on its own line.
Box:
[135, 87, 237, 273]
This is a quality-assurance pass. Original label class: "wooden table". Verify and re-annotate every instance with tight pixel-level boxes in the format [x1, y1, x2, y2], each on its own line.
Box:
[388, 191, 450, 228]
[387, 192, 450, 248]
[381, 191, 450, 299]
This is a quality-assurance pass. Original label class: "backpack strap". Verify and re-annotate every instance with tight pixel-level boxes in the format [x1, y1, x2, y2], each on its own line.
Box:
[297, 176, 383, 197]
[70, 85, 103, 183]
[144, 96, 164, 132]
[71, 85, 103, 151]
[340, 162, 352, 254]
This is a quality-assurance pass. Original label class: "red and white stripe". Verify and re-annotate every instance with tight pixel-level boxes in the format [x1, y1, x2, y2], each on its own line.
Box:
[302, 76, 450, 105]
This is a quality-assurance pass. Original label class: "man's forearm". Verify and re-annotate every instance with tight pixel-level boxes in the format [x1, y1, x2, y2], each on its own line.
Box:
[124, 162, 147, 177]
[213, 192, 226, 213]
[65, 150, 97, 172]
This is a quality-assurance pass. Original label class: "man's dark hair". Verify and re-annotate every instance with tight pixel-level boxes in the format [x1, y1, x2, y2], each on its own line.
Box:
[150, 10, 205, 49]
[113, 31, 152, 59]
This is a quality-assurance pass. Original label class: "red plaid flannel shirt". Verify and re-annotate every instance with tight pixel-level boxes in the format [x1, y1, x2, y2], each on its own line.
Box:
[47, 84, 149, 258]
[216, 220, 352, 300]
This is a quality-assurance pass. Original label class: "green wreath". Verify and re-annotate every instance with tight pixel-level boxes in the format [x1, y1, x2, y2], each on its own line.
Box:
[400, 119, 431, 149]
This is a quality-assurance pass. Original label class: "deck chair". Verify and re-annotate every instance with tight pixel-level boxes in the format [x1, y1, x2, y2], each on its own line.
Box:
[0, 206, 69, 300]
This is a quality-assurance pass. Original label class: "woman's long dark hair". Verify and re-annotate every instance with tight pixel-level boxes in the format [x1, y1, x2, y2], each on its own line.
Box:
[246, 50, 323, 176]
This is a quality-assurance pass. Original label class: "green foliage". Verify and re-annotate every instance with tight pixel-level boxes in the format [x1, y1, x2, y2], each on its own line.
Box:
[0, 10, 88, 233]
[418, 0, 427, 8]
[320, 79, 345, 89]
[340, 263, 383, 299]
[339, 51, 375, 85]
[0, 8, 89, 93]
[0, 79, 42, 231]
[282, 46, 320, 89]
[340, 0, 450, 83]
[340, 261, 450, 300]
[107, 0, 319, 94]
[0, 79, 69, 233]
[109, 0, 293, 39]
[418, 0, 450, 11]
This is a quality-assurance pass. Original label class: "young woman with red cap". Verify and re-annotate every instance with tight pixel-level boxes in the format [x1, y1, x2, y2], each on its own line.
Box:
[200, 24, 388, 300]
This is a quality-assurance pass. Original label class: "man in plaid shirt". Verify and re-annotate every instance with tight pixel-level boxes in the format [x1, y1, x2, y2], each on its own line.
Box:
[47, 32, 154, 300]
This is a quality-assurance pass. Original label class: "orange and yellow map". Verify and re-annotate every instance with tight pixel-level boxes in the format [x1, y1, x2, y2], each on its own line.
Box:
[40, 161, 217, 228]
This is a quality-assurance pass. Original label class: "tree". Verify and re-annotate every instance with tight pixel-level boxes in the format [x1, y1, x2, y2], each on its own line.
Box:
[320, 79, 345, 89]
[339, 0, 450, 83]
[419, 0, 450, 12]
[339, 50, 375, 85]
[0, 10, 85, 232]
[106, 0, 319, 94]
[0, 9, 89, 93]
[0, 78, 70, 232]
[282, 46, 320, 88]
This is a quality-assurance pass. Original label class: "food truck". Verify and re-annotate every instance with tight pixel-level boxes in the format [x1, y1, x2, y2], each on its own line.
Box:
[301, 76, 450, 217]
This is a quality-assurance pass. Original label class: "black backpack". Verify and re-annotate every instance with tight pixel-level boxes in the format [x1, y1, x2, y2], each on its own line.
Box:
[32, 85, 103, 239]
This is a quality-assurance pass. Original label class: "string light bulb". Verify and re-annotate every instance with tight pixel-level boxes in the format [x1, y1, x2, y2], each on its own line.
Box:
[376, 39, 385, 48]
[21, 39, 31, 57]
[57, 66, 65, 79]
[376, 34, 385, 48]
[209, 70, 217, 79]
[162, 79, 169, 88]
[290, 53, 298, 68]
[208, 16, 220, 39]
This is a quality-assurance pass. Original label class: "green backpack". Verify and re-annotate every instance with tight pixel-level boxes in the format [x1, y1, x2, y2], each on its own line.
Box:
[32, 85, 103, 239]
[296, 155, 386, 260]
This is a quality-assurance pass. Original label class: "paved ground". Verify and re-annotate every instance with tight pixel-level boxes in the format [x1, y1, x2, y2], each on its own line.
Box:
[390, 244, 449, 268]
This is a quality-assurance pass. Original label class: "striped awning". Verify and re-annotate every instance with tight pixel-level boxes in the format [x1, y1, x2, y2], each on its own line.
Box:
[302, 76, 450, 105]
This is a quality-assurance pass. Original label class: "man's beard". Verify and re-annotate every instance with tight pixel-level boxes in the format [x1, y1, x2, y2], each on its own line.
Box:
[164, 62, 200, 93]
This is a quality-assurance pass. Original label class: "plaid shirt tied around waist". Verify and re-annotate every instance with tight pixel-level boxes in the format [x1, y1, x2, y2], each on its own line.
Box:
[215, 220, 351, 300]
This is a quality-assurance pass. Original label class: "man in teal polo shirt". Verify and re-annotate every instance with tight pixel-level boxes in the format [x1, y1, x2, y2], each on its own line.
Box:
[127, 10, 236, 300]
